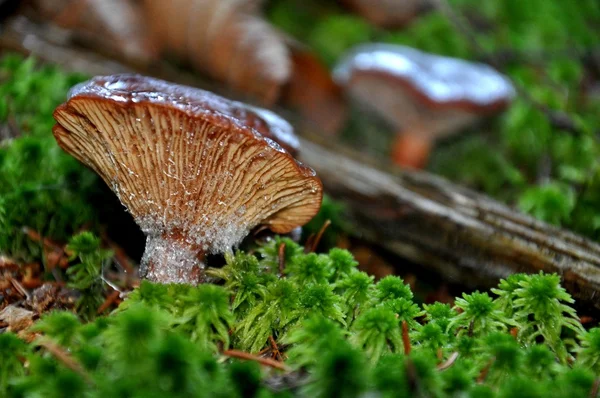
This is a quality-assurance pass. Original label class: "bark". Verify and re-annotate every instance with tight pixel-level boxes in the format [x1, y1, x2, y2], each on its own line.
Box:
[298, 136, 600, 309]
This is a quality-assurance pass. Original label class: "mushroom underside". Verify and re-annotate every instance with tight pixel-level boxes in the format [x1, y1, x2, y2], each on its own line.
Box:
[53, 98, 321, 284]
[348, 75, 485, 139]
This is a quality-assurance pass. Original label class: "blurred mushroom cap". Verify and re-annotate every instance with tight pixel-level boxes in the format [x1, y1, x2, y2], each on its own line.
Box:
[333, 44, 515, 138]
[342, 0, 434, 28]
[143, 0, 290, 104]
[53, 74, 322, 258]
[31, 0, 156, 62]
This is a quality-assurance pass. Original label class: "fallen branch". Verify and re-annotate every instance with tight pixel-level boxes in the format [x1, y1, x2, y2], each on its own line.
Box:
[298, 136, 600, 310]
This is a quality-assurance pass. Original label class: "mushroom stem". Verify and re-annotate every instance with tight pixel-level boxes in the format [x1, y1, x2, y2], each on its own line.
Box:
[140, 231, 206, 285]
[391, 132, 433, 169]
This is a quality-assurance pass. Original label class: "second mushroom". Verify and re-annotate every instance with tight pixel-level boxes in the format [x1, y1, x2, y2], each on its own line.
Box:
[52, 74, 323, 285]
[334, 44, 515, 168]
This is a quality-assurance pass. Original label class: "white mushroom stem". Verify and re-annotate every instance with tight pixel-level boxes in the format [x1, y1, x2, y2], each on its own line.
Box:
[140, 231, 206, 285]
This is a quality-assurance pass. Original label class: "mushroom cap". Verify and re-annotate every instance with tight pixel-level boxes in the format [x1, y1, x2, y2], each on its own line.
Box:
[334, 44, 515, 111]
[53, 74, 322, 254]
[333, 44, 516, 138]
[342, 0, 434, 28]
[143, 0, 290, 104]
[33, 0, 156, 62]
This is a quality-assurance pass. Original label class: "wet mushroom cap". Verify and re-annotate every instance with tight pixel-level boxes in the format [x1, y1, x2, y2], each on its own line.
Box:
[52, 74, 322, 257]
[334, 44, 515, 112]
[333, 44, 516, 139]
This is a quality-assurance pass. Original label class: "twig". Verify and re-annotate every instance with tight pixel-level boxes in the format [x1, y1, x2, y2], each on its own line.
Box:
[96, 289, 120, 315]
[304, 234, 314, 253]
[405, 358, 421, 394]
[222, 349, 289, 371]
[37, 338, 93, 384]
[590, 378, 600, 398]
[468, 320, 475, 338]
[580, 316, 595, 325]
[477, 358, 495, 383]
[309, 219, 331, 253]
[402, 320, 411, 355]
[278, 243, 286, 277]
[510, 327, 518, 339]
[22, 227, 65, 252]
[268, 335, 283, 361]
[257, 347, 271, 356]
[437, 352, 459, 371]
[23, 227, 68, 275]
[101, 230, 134, 274]
[8, 275, 30, 300]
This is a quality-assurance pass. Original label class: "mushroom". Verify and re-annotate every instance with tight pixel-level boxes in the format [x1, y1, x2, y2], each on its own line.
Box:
[283, 41, 348, 136]
[142, 0, 290, 104]
[52, 74, 322, 285]
[333, 44, 515, 168]
[341, 0, 435, 28]
[30, 0, 156, 63]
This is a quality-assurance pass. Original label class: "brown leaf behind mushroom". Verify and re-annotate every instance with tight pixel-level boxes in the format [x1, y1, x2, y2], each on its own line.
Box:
[143, 0, 291, 105]
[283, 42, 347, 135]
[0, 305, 35, 333]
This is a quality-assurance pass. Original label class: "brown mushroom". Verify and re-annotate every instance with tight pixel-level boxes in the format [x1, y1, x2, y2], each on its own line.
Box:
[142, 0, 290, 105]
[30, 0, 156, 63]
[333, 44, 515, 168]
[282, 41, 348, 136]
[341, 0, 435, 28]
[52, 74, 322, 285]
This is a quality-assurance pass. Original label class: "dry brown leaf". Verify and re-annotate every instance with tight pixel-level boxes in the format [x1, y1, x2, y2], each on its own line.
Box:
[0, 305, 35, 332]
[25, 284, 77, 314]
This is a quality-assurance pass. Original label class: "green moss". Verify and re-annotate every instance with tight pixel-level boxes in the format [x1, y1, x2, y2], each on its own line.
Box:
[0, 333, 29, 394]
[3, 244, 600, 397]
[66, 232, 114, 319]
[448, 292, 511, 337]
[0, 55, 99, 262]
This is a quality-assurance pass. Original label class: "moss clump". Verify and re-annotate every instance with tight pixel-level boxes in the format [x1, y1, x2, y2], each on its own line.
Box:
[3, 239, 599, 397]
[0, 55, 99, 262]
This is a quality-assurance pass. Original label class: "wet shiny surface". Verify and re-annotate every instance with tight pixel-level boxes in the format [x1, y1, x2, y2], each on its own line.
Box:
[333, 44, 515, 107]
[68, 74, 301, 155]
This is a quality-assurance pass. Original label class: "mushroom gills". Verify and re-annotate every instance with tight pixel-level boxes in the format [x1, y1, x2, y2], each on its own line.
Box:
[53, 74, 322, 285]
